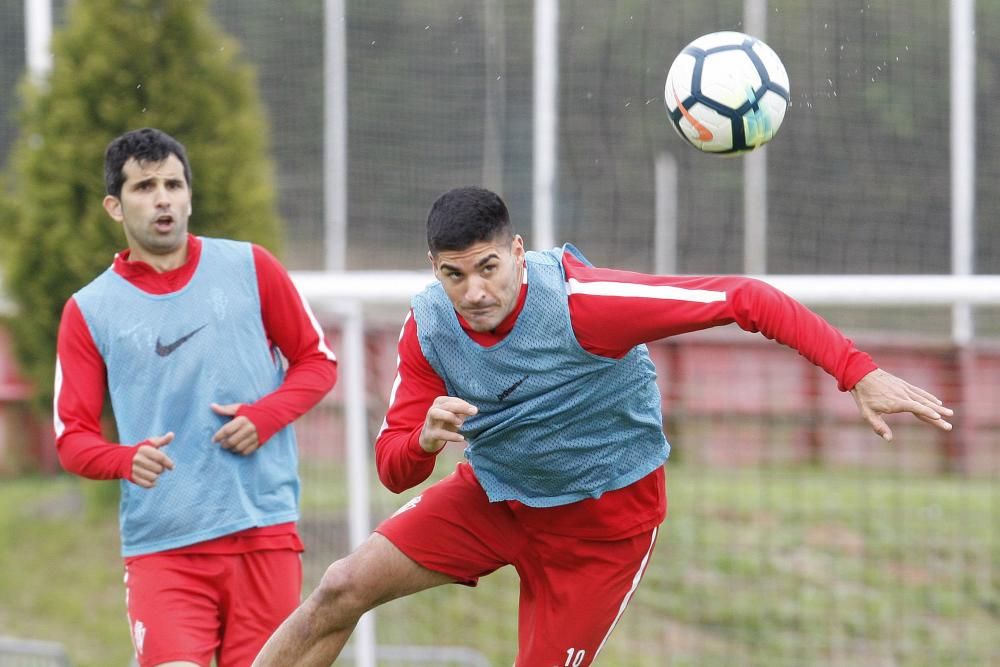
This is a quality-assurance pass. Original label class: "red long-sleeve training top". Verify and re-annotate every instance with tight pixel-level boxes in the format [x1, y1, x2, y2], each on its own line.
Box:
[375, 250, 876, 539]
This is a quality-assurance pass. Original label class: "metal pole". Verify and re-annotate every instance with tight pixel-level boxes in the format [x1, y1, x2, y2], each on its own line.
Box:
[323, 10, 368, 657]
[743, 0, 768, 274]
[533, 0, 558, 251]
[25, 0, 53, 84]
[340, 299, 376, 667]
[482, 0, 506, 193]
[654, 153, 678, 275]
[324, 0, 348, 271]
[950, 0, 976, 345]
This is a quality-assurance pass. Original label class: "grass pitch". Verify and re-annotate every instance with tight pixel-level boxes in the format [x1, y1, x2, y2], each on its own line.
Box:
[2, 464, 996, 667]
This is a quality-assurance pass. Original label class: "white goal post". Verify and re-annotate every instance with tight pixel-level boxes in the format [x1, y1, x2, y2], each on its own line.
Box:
[293, 272, 1000, 308]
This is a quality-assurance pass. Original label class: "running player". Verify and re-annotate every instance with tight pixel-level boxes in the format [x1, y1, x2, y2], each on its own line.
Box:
[54, 128, 338, 667]
[253, 186, 952, 667]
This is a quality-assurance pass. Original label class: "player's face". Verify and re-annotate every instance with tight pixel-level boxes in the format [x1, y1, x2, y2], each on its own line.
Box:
[102, 155, 192, 269]
[431, 234, 525, 332]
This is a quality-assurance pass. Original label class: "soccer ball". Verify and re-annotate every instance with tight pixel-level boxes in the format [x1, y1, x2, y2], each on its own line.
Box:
[664, 31, 790, 155]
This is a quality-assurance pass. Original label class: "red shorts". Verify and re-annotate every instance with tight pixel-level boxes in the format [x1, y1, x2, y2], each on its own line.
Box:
[123, 549, 302, 667]
[376, 462, 659, 667]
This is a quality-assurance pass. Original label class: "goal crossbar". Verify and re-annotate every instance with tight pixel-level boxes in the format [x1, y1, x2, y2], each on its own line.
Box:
[291, 272, 1000, 308]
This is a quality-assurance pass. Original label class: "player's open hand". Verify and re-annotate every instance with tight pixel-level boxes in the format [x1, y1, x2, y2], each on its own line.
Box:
[211, 403, 261, 455]
[419, 396, 479, 454]
[850, 368, 954, 442]
[132, 432, 175, 488]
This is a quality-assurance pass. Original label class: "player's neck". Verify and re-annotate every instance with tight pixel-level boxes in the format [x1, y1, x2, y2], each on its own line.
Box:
[125, 236, 191, 273]
[130, 249, 187, 273]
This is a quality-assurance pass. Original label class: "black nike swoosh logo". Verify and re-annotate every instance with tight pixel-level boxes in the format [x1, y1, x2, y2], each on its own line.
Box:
[155, 324, 207, 357]
[497, 375, 529, 401]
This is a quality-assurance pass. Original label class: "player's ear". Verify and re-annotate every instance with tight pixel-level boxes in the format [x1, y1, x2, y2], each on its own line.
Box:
[511, 234, 525, 262]
[428, 251, 440, 277]
[103, 195, 123, 222]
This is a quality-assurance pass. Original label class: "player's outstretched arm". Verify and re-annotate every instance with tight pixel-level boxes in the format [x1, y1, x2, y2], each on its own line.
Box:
[850, 369, 954, 442]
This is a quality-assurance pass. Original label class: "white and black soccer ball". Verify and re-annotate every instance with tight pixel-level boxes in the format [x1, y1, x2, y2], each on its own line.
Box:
[664, 31, 790, 155]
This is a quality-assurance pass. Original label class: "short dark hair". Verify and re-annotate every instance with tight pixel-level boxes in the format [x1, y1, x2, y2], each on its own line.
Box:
[426, 187, 514, 255]
[104, 128, 192, 198]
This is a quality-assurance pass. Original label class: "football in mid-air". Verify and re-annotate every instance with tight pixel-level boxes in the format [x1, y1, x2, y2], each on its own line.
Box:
[664, 31, 790, 155]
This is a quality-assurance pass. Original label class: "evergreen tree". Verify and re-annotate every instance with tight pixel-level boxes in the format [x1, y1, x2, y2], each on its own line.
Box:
[1, 0, 282, 408]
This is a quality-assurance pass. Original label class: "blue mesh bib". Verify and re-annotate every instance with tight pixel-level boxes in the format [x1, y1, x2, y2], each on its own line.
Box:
[74, 237, 300, 556]
[412, 244, 669, 506]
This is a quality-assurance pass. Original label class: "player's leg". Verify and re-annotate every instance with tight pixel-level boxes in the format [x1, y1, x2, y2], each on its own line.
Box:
[216, 549, 302, 667]
[252, 532, 453, 666]
[252, 462, 522, 667]
[374, 462, 525, 585]
[513, 526, 659, 667]
[124, 554, 224, 667]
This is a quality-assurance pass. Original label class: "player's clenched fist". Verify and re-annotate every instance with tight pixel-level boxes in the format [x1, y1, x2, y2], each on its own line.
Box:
[131, 432, 176, 488]
[211, 402, 261, 456]
[419, 396, 479, 454]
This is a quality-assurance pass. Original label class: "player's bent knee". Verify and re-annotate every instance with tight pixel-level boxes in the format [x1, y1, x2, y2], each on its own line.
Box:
[312, 556, 375, 621]
[311, 532, 436, 625]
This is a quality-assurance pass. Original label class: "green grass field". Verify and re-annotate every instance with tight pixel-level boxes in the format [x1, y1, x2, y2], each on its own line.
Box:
[2, 465, 997, 667]
[0, 476, 132, 667]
